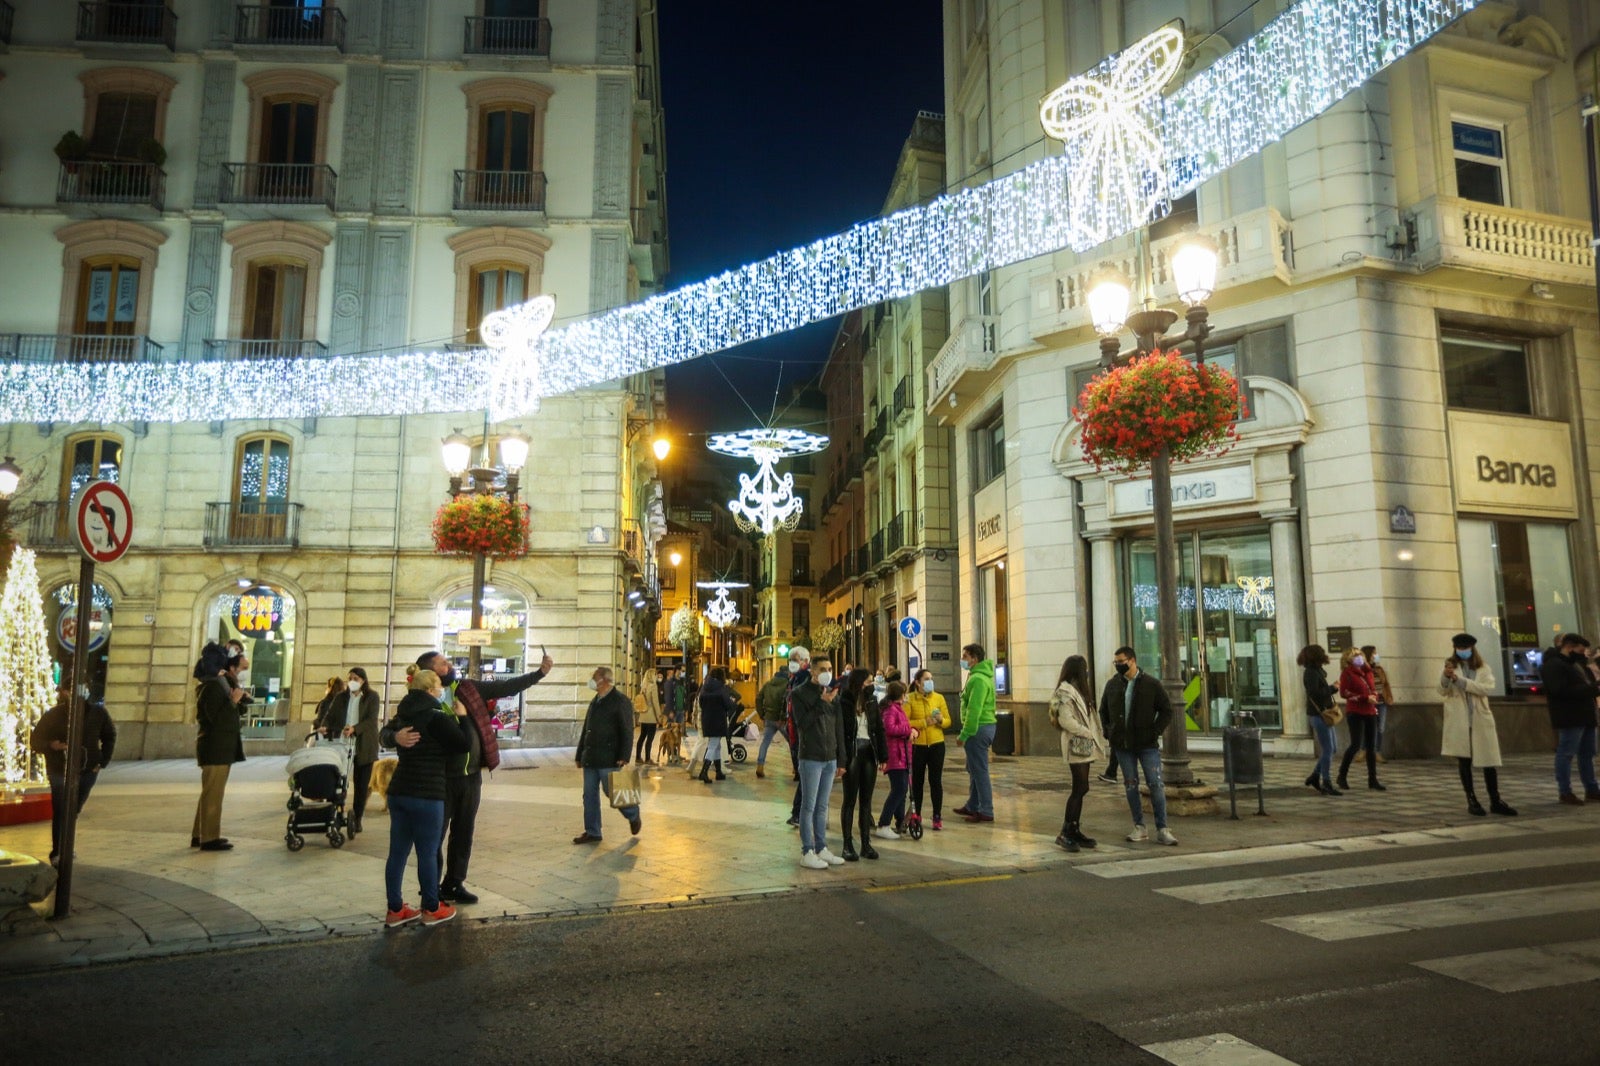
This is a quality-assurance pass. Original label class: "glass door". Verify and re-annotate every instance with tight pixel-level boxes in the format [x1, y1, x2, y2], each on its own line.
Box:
[1196, 530, 1279, 731]
[1128, 536, 1198, 724]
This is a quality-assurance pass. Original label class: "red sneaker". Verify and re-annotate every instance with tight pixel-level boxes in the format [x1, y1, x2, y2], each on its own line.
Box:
[384, 905, 421, 928]
[421, 902, 457, 926]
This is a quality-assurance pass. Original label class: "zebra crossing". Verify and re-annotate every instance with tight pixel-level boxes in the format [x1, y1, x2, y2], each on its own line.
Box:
[1081, 814, 1600, 995]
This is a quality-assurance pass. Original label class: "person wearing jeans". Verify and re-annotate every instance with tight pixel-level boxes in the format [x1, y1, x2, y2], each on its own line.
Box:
[573, 666, 642, 843]
[1299, 644, 1341, 795]
[1539, 632, 1600, 804]
[1097, 647, 1177, 846]
[955, 644, 998, 822]
[754, 668, 792, 779]
[380, 669, 468, 928]
[789, 656, 846, 868]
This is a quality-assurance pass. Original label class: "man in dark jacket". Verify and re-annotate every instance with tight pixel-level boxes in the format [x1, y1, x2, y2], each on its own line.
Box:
[391, 649, 552, 905]
[192, 642, 246, 851]
[1097, 646, 1178, 847]
[754, 668, 792, 779]
[29, 688, 116, 867]
[573, 665, 641, 844]
[1539, 634, 1600, 804]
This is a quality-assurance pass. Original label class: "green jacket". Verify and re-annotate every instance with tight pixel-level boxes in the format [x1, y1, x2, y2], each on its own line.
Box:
[756, 673, 790, 722]
[957, 659, 998, 742]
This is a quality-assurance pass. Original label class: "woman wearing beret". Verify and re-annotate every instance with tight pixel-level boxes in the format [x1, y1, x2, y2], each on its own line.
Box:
[1440, 632, 1516, 817]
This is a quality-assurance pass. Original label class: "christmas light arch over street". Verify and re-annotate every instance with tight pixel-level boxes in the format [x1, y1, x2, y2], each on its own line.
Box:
[0, 0, 1485, 425]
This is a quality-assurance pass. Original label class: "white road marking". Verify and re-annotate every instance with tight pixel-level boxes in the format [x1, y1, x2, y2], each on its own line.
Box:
[1157, 844, 1600, 904]
[1415, 937, 1600, 992]
[1142, 1032, 1302, 1066]
[1264, 881, 1600, 942]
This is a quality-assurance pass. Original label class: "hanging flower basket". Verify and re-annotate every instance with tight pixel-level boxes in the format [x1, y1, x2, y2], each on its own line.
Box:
[1073, 349, 1246, 473]
[432, 494, 530, 559]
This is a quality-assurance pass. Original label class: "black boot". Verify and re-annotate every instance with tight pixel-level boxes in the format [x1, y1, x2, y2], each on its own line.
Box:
[714, 760, 726, 781]
[1070, 824, 1097, 849]
[1321, 779, 1341, 795]
[1368, 777, 1387, 791]
[1305, 771, 1320, 791]
[697, 762, 711, 783]
[1465, 791, 1487, 816]
[842, 835, 859, 862]
[1055, 828, 1080, 852]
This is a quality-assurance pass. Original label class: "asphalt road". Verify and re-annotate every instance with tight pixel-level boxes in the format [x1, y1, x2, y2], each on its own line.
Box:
[6, 820, 1598, 1065]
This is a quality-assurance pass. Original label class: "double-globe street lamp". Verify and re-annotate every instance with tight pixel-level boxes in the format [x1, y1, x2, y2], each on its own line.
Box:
[1086, 230, 1221, 789]
[442, 431, 529, 678]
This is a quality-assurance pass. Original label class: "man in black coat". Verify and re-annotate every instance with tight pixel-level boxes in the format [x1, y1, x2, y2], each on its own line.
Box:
[1097, 646, 1178, 847]
[1539, 633, 1600, 804]
[30, 688, 117, 867]
[573, 666, 641, 845]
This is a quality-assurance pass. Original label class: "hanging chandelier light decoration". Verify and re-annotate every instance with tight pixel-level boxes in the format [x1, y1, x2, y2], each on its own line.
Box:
[697, 581, 749, 630]
[706, 428, 828, 537]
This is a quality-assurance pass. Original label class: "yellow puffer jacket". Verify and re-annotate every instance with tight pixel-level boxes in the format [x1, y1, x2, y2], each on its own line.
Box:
[905, 689, 949, 746]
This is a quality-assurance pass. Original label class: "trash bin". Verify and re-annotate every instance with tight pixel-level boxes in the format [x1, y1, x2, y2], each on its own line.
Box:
[1222, 711, 1265, 818]
[993, 711, 1015, 756]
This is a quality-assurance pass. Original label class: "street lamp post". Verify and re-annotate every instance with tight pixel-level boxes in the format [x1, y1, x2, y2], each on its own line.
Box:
[1088, 231, 1219, 789]
[442, 430, 528, 679]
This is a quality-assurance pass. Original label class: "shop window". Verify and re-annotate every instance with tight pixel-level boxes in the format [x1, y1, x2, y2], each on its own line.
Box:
[977, 559, 1009, 695]
[974, 408, 1005, 487]
[47, 582, 114, 700]
[1452, 120, 1507, 206]
[234, 435, 292, 540]
[439, 586, 529, 738]
[209, 583, 297, 738]
[1459, 519, 1578, 700]
[1443, 336, 1531, 415]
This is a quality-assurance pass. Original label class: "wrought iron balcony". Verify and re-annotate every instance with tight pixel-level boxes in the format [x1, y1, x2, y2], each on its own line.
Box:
[219, 162, 336, 207]
[893, 375, 913, 421]
[76, 2, 176, 49]
[1, 2, 15, 46]
[235, 3, 345, 50]
[453, 169, 547, 212]
[886, 511, 914, 558]
[818, 562, 843, 594]
[204, 500, 304, 550]
[24, 502, 74, 552]
[0, 333, 164, 364]
[463, 15, 550, 57]
[56, 161, 165, 210]
[790, 568, 814, 587]
[869, 530, 886, 567]
[201, 339, 329, 361]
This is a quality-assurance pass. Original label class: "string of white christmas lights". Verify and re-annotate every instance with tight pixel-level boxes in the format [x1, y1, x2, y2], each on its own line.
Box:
[0, 0, 1483, 426]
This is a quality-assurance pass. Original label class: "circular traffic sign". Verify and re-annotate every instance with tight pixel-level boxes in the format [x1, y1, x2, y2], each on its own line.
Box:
[898, 617, 922, 640]
[73, 480, 134, 564]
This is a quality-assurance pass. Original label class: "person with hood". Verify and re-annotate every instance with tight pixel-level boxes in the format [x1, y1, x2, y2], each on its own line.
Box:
[1538, 632, 1600, 805]
[875, 680, 914, 838]
[1098, 647, 1177, 846]
[754, 667, 793, 779]
[30, 674, 116, 868]
[1440, 632, 1516, 817]
[954, 644, 998, 822]
[839, 668, 885, 861]
[381, 668, 469, 928]
[696, 667, 737, 782]
[906, 668, 949, 831]
[191, 642, 246, 851]
[342, 667, 381, 835]
[572, 665, 641, 844]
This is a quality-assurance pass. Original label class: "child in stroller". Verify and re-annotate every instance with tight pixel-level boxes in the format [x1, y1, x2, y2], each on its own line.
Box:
[284, 735, 353, 851]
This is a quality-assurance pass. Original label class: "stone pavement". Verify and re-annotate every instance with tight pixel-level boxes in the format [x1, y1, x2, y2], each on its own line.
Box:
[0, 741, 1585, 974]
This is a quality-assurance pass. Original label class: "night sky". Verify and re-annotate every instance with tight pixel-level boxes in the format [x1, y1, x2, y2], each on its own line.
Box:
[656, 3, 946, 438]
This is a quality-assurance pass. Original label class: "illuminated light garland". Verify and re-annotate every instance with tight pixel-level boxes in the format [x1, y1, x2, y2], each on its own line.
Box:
[0, 0, 1484, 425]
[0, 549, 54, 784]
[1131, 581, 1277, 617]
[696, 581, 749, 630]
[706, 429, 829, 537]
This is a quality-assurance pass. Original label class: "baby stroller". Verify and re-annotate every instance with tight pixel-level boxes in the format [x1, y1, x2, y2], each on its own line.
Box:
[284, 735, 352, 851]
[726, 708, 761, 764]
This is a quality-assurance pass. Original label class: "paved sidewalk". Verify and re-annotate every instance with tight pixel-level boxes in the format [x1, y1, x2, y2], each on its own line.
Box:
[0, 743, 1584, 973]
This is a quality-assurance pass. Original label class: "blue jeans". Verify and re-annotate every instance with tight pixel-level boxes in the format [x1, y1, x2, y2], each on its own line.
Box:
[1309, 715, 1339, 784]
[583, 766, 640, 838]
[879, 768, 909, 827]
[46, 770, 98, 861]
[386, 793, 445, 912]
[963, 724, 996, 816]
[1554, 725, 1598, 796]
[1115, 747, 1168, 830]
[757, 720, 791, 766]
[798, 758, 836, 854]
[1375, 701, 1388, 752]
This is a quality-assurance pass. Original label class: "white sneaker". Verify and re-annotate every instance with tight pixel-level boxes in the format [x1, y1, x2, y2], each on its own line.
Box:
[816, 847, 845, 866]
[1126, 823, 1149, 843]
[1156, 827, 1179, 846]
[872, 826, 900, 841]
[800, 850, 829, 870]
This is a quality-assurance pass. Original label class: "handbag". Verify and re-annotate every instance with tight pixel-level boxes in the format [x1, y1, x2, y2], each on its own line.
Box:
[608, 765, 642, 809]
[1320, 704, 1345, 727]
[1068, 734, 1095, 757]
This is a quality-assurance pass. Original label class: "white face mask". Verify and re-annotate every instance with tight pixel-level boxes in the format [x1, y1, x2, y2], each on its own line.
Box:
[587, 678, 600, 692]
[922, 680, 935, 694]
[1371, 655, 1381, 665]
[815, 671, 833, 687]
[874, 675, 884, 685]
[347, 679, 362, 692]
[960, 659, 972, 671]
[788, 661, 801, 674]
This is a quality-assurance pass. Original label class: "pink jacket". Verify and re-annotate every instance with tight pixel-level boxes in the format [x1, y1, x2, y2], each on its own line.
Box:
[881, 700, 912, 771]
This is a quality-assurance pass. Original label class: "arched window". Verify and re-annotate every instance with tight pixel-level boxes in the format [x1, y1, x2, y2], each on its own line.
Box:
[447, 227, 550, 344]
[62, 433, 123, 501]
[234, 434, 292, 541]
[208, 582, 298, 739]
[241, 71, 337, 202]
[461, 78, 552, 210]
[79, 67, 177, 160]
[55, 220, 166, 361]
[223, 221, 330, 357]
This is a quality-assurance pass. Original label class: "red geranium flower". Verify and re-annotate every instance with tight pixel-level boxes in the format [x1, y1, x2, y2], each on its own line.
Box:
[1072, 349, 1246, 473]
[432, 495, 530, 559]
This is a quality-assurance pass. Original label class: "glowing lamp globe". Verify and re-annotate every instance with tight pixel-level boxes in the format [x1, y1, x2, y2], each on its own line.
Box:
[498, 431, 530, 474]
[1086, 267, 1132, 336]
[1170, 233, 1221, 308]
[652, 438, 671, 462]
[0, 456, 21, 498]
[441, 434, 472, 477]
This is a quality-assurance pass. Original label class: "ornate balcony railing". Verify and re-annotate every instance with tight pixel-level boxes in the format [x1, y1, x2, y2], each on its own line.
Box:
[818, 562, 843, 595]
[886, 511, 911, 557]
[1406, 195, 1594, 285]
[57, 161, 165, 209]
[790, 568, 814, 586]
[235, 3, 346, 49]
[204, 500, 303, 549]
[76, 2, 176, 49]
[893, 375, 913, 421]
[453, 169, 547, 212]
[201, 339, 329, 361]
[926, 314, 998, 411]
[463, 15, 550, 57]
[0, 334, 164, 364]
[25, 502, 74, 551]
[219, 162, 336, 207]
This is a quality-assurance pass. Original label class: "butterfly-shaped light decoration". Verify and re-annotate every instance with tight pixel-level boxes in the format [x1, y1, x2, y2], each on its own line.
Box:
[480, 294, 556, 418]
[1236, 575, 1275, 615]
[1039, 23, 1186, 251]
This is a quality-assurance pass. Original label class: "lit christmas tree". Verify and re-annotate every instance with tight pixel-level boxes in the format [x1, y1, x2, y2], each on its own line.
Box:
[0, 549, 54, 784]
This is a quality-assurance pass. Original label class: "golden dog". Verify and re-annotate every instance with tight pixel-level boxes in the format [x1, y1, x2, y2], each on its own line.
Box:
[367, 756, 399, 810]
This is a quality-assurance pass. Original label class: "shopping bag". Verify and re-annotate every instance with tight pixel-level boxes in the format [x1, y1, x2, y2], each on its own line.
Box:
[608, 765, 643, 809]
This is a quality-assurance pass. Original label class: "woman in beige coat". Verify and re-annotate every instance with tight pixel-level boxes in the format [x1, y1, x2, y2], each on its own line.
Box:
[1049, 654, 1107, 852]
[1439, 632, 1516, 817]
[635, 673, 662, 765]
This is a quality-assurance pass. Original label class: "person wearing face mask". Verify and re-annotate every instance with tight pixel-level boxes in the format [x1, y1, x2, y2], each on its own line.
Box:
[905, 669, 949, 830]
[838, 668, 886, 861]
[1538, 633, 1600, 806]
[953, 644, 998, 822]
[380, 668, 469, 928]
[1098, 647, 1176, 846]
[1441, 632, 1516, 817]
[755, 654, 798, 779]
[1361, 645, 1393, 763]
[343, 667, 381, 836]
[1336, 647, 1384, 792]
[1049, 655, 1105, 852]
[572, 666, 642, 844]
[782, 646, 813, 825]
[789, 655, 847, 869]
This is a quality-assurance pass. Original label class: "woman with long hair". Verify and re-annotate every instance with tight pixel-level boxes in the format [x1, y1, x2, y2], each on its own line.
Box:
[875, 681, 913, 838]
[1337, 646, 1384, 791]
[344, 666, 381, 835]
[635, 671, 662, 765]
[839, 667, 885, 861]
[1297, 644, 1341, 795]
[905, 668, 949, 830]
[1049, 655, 1105, 852]
[1441, 632, 1516, 817]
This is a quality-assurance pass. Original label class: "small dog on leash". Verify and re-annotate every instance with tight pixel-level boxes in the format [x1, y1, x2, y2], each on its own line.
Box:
[367, 756, 399, 810]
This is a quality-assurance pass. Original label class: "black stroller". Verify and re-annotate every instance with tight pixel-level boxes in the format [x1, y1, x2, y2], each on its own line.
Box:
[284, 736, 352, 850]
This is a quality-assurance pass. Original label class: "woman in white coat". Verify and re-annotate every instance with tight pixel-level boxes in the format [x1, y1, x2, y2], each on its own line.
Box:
[1439, 632, 1517, 817]
[1049, 654, 1107, 852]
